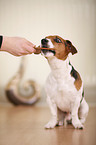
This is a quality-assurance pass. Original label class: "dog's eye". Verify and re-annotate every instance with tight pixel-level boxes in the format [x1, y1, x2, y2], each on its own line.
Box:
[54, 37, 62, 43]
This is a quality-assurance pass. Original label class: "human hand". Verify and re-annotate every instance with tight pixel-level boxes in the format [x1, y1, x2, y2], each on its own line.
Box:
[0, 36, 36, 56]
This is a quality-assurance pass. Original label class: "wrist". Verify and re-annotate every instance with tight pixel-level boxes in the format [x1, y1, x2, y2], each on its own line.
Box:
[0, 36, 10, 51]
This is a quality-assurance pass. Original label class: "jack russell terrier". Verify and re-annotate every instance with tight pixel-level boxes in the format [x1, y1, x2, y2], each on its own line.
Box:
[36, 35, 89, 129]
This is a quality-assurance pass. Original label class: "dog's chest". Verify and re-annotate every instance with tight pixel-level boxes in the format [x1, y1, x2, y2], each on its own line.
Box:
[46, 74, 75, 112]
[47, 74, 76, 111]
[45, 58, 77, 112]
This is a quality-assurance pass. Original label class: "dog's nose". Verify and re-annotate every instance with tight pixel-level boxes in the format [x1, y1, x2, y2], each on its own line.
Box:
[41, 38, 48, 45]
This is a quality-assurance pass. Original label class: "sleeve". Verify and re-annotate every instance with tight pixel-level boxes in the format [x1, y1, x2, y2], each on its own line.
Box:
[0, 36, 3, 48]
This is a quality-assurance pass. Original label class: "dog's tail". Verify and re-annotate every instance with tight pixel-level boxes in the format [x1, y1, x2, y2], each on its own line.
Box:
[5, 56, 40, 105]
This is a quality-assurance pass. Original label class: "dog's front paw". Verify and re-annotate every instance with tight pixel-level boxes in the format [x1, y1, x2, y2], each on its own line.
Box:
[72, 119, 84, 129]
[45, 119, 57, 129]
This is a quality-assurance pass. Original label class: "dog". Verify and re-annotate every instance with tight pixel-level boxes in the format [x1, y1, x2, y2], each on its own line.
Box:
[40, 35, 89, 129]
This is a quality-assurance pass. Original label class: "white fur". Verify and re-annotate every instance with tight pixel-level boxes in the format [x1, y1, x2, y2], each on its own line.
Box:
[41, 38, 89, 129]
[41, 39, 54, 57]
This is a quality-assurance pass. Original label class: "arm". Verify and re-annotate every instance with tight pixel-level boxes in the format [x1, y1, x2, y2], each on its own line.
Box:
[0, 36, 37, 56]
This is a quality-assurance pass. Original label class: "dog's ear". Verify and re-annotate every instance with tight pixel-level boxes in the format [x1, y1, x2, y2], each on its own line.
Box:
[66, 40, 77, 55]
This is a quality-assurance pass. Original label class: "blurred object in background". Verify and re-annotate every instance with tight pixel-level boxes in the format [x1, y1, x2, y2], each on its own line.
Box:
[5, 57, 41, 105]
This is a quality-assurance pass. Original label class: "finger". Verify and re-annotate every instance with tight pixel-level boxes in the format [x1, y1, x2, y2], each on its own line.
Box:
[24, 45, 36, 53]
[33, 46, 41, 54]
[27, 41, 36, 48]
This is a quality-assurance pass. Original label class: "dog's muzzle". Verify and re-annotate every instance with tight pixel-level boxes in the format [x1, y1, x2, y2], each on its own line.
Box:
[41, 38, 56, 55]
[41, 38, 48, 47]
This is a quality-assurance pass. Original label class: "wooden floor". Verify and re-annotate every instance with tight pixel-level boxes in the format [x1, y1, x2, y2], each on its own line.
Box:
[0, 105, 96, 145]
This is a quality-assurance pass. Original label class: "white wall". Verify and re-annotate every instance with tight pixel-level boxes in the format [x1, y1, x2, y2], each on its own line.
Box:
[0, 0, 96, 102]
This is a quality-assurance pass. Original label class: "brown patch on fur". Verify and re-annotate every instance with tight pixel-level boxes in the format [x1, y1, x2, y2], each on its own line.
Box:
[46, 35, 77, 60]
[46, 36, 68, 60]
[70, 63, 82, 91]
[74, 75, 82, 91]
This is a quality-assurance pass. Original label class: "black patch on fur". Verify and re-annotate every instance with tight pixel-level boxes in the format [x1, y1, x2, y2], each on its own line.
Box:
[80, 90, 84, 104]
[69, 61, 78, 80]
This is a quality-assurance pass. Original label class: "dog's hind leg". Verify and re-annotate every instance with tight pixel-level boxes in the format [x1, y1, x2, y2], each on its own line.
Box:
[71, 97, 84, 129]
[79, 98, 89, 124]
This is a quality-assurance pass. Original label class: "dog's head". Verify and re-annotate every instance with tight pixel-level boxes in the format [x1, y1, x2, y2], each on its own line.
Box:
[41, 35, 77, 60]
